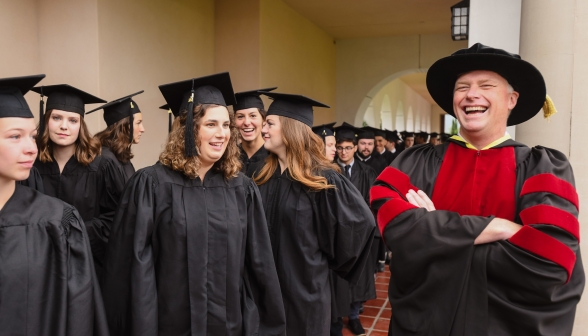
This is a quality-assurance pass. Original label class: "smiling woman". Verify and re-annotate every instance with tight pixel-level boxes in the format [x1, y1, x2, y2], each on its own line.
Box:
[101, 73, 286, 336]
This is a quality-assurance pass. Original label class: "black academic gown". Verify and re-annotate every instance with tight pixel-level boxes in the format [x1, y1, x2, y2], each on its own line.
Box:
[258, 168, 375, 336]
[17, 166, 44, 192]
[371, 139, 585, 336]
[101, 162, 286, 336]
[356, 152, 388, 175]
[240, 145, 269, 178]
[101, 146, 135, 183]
[0, 184, 109, 336]
[34, 154, 124, 278]
[379, 149, 396, 166]
[344, 161, 378, 303]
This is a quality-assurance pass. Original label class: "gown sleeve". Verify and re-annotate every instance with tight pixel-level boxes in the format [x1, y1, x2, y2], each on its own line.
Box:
[85, 157, 126, 269]
[101, 169, 157, 336]
[315, 170, 376, 285]
[242, 178, 287, 336]
[17, 166, 44, 193]
[63, 204, 110, 336]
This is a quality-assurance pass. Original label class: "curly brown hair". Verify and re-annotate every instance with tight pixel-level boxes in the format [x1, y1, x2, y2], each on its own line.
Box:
[37, 109, 102, 166]
[94, 117, 133, 163]
[159, 104, 242, 179]
[254, 116, 339, 191]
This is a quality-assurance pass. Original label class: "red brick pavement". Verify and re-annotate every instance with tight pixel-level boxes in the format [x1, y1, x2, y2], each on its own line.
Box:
[342, 267, 391, 336]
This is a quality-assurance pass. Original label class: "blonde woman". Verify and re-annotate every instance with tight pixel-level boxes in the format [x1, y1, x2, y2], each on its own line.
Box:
[254, 92, 376, 336]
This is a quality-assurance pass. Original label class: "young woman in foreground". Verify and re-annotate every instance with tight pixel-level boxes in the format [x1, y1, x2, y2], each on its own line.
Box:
[254, 92, 376, 336]
[0, 75, 108, 335]
[101, 73, 285, 336]
[32, 84, 125, 278]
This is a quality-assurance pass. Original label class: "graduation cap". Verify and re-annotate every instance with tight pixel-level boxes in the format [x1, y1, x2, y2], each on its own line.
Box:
[404, 132, 415, 138]
[87, 91, 144, 143]
[363, 126, 386, 139]
[158, 72, 236, 157]
[159, 104, 174, 133]
[384, 129, 399, 142]
[233, 87, 277, 112]
[429, 132, 439, 138]
[417, 131, 429, 141]
[261, 92, 329, 127]
[31, 84, 105, 135]
[312, 122, 336, 140]
[334, 122, 359, 142]
[0, 74, 45, 119]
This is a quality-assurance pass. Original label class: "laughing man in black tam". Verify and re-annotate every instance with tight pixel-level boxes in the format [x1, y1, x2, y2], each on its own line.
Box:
[88, 90, 145, 182]
[254, 91, 376, 336]
[102, 72, 286, 336]
[32, 83, 125, 278]
[370, 43, 584, 336]
[234, 87, 276, 177]
[0, 75, 109, 335]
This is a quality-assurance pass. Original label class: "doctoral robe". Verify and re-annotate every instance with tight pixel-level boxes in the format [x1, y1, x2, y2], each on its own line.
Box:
[258, 168, 376, 336]
[370, 137, 585, 335]
[239, 145, 269, 178]
[34, 154, 125, 278]
[101, 162, 286, 336]
[0, 184, 109, 336]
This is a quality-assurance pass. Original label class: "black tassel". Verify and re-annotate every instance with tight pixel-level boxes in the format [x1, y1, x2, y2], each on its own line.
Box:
[168, 109, 172, 133]
[184, 90, 197, 157]
[39, 87, 45, 135]
[129, 113, 134, 144]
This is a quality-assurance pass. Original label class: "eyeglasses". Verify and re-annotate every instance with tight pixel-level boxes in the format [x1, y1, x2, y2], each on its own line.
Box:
[336, 146, 355, 152]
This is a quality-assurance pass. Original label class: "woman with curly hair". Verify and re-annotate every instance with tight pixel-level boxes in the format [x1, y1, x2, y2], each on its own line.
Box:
[31, 84, 125, 278]
[101, 73, 285, 336]
[89, 91, 145, 182]
[254, 92, 376, 336]
[0, 75, 109, 336]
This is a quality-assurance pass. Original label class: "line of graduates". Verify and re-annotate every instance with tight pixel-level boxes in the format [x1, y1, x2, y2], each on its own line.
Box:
[0, 72, 377, 336]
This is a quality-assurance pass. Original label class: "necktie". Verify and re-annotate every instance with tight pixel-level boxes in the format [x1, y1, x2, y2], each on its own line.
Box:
[344, 165, 351, 178]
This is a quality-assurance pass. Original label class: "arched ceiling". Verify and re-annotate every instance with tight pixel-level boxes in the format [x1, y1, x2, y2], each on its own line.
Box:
[282, 0, 460, 39]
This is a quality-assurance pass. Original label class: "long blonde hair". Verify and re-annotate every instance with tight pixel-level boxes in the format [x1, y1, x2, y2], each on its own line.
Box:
[159, 104, 242, 179]
[254, 116, 338, 191]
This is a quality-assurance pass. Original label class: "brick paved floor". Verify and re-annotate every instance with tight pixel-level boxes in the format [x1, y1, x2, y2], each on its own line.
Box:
[342, 267, 391, 336]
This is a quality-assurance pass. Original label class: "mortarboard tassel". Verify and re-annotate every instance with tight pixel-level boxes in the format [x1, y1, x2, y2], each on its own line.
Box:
[184, 79, 197, 157]
[543, 94, 557, 120]
[128, 100, 135, 144]
[39, 87, 45, 135]
[168, 109, 172, 133]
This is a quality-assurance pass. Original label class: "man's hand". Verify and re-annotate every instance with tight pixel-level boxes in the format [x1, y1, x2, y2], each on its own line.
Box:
[474, 218, 522, 245]
[406, 189, 436, 211]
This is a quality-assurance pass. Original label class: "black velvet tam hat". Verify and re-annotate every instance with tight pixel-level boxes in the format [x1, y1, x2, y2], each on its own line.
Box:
[426, 43, 546, 126]
[233, 87, 277, 112]
[87, 91, 144, 143]
[334, 122, 359, 142]
[0, 74, 45, 118]
[261, 92, 329, 127]
[312, 122, 336, 140]
[158, 72, 236, 157]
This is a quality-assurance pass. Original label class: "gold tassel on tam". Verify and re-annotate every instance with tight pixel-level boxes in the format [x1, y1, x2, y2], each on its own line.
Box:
[543, 95, 557, 120]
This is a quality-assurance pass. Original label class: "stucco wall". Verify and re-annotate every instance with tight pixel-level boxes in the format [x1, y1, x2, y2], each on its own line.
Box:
[260, 0, 336, 125]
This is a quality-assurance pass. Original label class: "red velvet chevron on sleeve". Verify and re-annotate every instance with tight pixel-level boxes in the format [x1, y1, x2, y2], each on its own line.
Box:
[520, 204, 580, 241]
[521, 173, 579, 210]
[376, 167, 418, 196]
[370, 185, 398, 204]
[509, 225, 576, 282]
[377, 198, 418, 234]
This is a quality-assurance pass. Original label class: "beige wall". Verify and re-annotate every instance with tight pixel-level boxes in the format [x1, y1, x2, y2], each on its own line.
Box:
[335, 33, 466, 127]
[215, 0, 261, 91]
[97, 0, 215, 169]
[260, 0, 336, 125]
[365, 78, 432, 132]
